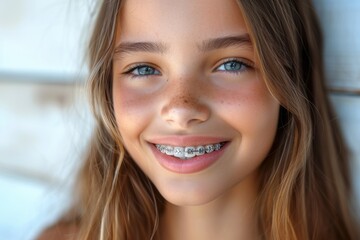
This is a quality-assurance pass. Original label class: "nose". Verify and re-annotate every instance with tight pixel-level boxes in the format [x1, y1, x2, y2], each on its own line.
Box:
[161, 86, 210, 129]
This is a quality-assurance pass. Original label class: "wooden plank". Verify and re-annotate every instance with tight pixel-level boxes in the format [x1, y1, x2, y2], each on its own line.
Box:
[313, 0, 360, 89]
[0, 81, 91, 184]
[330, 94, 360, 203]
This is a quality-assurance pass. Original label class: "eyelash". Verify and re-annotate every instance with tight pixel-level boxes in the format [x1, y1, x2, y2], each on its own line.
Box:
[122, 58, 254, 78]
[122, 64, 161, 79]
[215, 58, 254, 74]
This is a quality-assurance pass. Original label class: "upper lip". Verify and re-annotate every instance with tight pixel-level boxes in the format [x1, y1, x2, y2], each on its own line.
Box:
[147, 135, 229, 146]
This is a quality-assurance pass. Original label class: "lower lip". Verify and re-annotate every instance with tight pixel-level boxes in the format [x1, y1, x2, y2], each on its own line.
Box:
[150, 143, 228, 174]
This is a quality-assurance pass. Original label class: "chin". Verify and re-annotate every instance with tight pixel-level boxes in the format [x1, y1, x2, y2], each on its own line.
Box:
[154, 179, 232, 207]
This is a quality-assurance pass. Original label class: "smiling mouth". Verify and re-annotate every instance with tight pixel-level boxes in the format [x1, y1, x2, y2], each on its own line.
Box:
[155, 142, 227, 160]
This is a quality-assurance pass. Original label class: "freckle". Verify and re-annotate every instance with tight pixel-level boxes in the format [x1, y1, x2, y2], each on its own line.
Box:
[169, 94, 198, 108]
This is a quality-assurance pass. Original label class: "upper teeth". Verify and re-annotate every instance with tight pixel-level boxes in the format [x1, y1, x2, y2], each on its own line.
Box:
[156, 143, 223, 160]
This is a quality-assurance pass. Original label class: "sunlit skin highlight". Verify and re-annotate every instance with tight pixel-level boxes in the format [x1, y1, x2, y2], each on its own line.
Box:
[112, 0, 280, 239]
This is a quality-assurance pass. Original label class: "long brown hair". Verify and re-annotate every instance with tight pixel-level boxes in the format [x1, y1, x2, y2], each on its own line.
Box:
[69, 0, 360, 239]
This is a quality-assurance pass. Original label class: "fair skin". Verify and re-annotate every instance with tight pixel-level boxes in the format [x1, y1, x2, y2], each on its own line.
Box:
[113, 0, 279, 239]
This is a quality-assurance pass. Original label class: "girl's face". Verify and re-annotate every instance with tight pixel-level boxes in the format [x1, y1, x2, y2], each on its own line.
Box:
[113, 0, 279, 205]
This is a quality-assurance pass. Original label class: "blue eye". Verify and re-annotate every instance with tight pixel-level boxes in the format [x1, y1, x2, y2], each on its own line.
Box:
[126, 65, 161, 77]
[216, 60, 250, 73]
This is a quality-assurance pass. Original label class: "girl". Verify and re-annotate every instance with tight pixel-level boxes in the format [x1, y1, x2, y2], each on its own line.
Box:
[38, 0, 359, 239]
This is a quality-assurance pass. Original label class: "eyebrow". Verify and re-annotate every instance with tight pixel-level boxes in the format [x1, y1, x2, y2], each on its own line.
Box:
[198, 34, 252, 52]
[114, 41, 168, 56]
[113, 34, 252, 58]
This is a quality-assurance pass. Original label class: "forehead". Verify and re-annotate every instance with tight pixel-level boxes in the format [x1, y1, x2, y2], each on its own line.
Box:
[117, 0, 248, 43]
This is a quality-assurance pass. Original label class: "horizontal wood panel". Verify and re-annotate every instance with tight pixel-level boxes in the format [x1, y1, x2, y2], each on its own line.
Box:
[314, 0, 360, 89]
[0, 81, 91, 184]
[329, 94, 360, 205]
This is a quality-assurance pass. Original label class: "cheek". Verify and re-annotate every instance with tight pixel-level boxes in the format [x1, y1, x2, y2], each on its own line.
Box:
[112, 81, 154, 140]
[212, 77, 279, 141]
[211, 78, 279, 182]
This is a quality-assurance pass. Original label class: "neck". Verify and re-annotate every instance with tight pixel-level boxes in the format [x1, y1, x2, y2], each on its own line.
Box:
[159, 173, 260, 240]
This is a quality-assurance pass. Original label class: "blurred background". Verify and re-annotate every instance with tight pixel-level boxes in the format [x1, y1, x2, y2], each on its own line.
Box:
[0, 0, 94, 239]
[0, 0, 359, 239]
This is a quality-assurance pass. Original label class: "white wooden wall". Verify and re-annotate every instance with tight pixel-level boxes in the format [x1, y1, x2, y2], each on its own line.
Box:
[0, 1, 359, 239]
[0, 1, 94, 239]
[313, 0, 360, 205]
[0, 82, 92, 240]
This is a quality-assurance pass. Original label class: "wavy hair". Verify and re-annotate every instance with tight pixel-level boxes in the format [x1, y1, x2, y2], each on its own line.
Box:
[67, 0, 360, 239]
